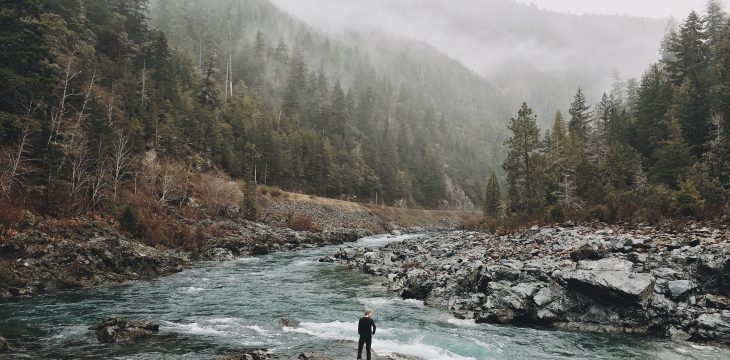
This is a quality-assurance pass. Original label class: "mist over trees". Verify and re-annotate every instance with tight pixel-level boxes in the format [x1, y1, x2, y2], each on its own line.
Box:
[498, 1, 730, 222]
[269, 0, 668, 126]
[1, 0, 728, 229]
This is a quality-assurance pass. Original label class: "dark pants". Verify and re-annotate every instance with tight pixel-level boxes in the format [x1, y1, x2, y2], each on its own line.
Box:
[357, 336, 372, 360]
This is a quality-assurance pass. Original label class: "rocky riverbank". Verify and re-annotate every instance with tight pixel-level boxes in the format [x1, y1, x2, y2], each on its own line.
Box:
[0, 218, 370, 299]
[322, 223, 730, 343]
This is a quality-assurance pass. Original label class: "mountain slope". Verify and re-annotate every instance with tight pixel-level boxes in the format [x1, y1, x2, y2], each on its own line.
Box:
[149, 0, 513, 208]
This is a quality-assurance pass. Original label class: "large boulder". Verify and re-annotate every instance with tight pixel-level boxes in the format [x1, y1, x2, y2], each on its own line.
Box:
[690, 311, 730, 342]
[666, 280, 695, 300]
[88, 317, 159, 343]
[477, 282, 542, 323]
[400, 268, 434, 300]
[563, 267, 654, 306]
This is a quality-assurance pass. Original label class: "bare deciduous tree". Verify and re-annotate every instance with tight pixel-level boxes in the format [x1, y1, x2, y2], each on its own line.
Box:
[110, 131, 132, 199]
[0, 126, 33, 200]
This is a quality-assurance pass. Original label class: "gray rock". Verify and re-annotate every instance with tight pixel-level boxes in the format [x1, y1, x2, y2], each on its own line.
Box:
[577, 258, 634, 271]
[214, 350, 274, 360]
[400, 268, 434, 300]
[669, 327, 691, 342]
[570, 243, 605, 261]
[298, 352, 334, 360]
[88, 317, 159, 343]
[563, 270, 654, 305]
[667, 280, 695, 300]
[278, 318, 300, 328]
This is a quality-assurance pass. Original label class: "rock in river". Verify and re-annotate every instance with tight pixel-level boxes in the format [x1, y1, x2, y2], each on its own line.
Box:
[88, 317, 159, 343]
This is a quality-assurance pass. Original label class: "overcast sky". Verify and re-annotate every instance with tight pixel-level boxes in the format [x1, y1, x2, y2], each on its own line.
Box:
[514, 0, 728, 18]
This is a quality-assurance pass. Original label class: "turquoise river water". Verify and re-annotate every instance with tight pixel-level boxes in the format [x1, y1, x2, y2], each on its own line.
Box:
[1, 234, 728, 359]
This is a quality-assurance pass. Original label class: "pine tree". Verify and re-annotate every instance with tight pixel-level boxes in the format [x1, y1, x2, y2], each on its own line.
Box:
[650, 118, 695, 188]
[547, 111, 573, 204]
[664, 11, 709, 87]
[503, 103, 546, 215]
[568, 87, 592, 140]
[706, 0, 727, 51]
[0, 0, 54, 127]
[633, 64, 674, 159]
[483, 171, 501, 218]
[671, 78, 710, 155]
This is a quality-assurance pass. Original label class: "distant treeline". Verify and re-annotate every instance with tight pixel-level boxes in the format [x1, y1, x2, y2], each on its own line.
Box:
[496, 1, 730, 223]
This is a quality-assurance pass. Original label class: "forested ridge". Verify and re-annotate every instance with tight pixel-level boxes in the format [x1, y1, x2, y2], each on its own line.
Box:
[2, 0, 730, 241]
[0, 0, 510, 226]
[496, 1, 730, 225]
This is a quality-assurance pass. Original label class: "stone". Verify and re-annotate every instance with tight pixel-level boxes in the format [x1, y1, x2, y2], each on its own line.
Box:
[0, 335, 8, 352]
[666, 280, 695, 300]
[576, 258, 634, 271]
[563, 270, 655, 305]
[668, 327, 691, 342]
[214, 350, 274, 360]
[298, 352, 334, 360]
[570, 243, 605, 261]
[88, 317, 159, 343]
[400, 268, 434, 300]
[278, 318, 300, 328]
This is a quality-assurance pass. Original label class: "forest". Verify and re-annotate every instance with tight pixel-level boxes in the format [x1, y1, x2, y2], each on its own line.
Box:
[1, 0, 729, 243]
[497, 1, 730, 224]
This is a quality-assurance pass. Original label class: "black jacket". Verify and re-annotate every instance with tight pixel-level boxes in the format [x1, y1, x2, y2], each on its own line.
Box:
[358, 316, 376, 337]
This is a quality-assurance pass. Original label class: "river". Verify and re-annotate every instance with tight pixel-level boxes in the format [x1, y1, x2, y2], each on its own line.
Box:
[0, 234, 727, 359]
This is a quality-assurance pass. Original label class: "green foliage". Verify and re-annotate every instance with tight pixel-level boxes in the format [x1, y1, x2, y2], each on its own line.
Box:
[483, 171, 501, 218]
[671, 179, 705, 216]
[503, 103, 546, 215]
[242, 183, 258, 221]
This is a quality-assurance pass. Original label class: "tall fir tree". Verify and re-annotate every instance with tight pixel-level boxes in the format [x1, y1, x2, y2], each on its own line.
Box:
[483, 171, 501, 218]
[568, 87, 592, 141]
[503, 103, 546, 215]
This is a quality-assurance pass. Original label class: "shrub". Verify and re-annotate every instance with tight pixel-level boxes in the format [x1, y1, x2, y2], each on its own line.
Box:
[548, 205, 565, 222]
[120, 205, 141, 237]
[242, 182, 258, 221]
[198, 174, 242, 218]
[588, 205, 609, 223]
[286, 213, 321, 232]
[671, 179, 705, 216]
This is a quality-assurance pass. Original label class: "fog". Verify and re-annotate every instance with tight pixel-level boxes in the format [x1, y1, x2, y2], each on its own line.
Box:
[267, 0, 722, 117]
[514, 0, 727, 18]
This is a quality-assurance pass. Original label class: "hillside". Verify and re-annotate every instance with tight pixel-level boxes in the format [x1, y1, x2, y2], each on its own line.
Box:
[149, 0, 511, 208]
[270, 0, 667, 125]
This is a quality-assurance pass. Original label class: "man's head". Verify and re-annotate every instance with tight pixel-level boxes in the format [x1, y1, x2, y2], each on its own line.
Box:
[364, 308, 372, 317]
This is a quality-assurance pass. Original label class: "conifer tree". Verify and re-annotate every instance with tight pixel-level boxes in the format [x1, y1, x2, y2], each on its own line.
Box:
[503, 103, 546, 215]
[568, 87, 592, 140]
[483, 171, 501, 218]
[650, 118, 695, 188]
[706, 0, 727, 51]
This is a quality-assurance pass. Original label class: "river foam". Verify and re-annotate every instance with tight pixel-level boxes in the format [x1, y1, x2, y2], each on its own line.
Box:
[286, 321, 476, 360]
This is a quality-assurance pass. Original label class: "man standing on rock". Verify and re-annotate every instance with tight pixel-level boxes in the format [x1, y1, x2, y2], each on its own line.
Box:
[357, 308, 376, 360]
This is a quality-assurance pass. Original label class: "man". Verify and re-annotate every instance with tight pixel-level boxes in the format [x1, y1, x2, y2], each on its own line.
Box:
[357, 308, 376, 360]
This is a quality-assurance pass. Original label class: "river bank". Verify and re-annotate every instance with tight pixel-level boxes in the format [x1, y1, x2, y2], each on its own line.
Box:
[323, 223, 730, 344]
[3, 233, 726, 359]
[0, 218, 371, 300]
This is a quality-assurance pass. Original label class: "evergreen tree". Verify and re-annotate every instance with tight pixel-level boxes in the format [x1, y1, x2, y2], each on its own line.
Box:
[483, 171, 501, 218]
[706, 0, 727, 51]
[650, 118, 695, 188]
[664, 11, 709, 87]
[503, 103, 546, 215]
[568, 87, 592, 140]
[0, 0, 55, 132]
[633, 64, 674, 159]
